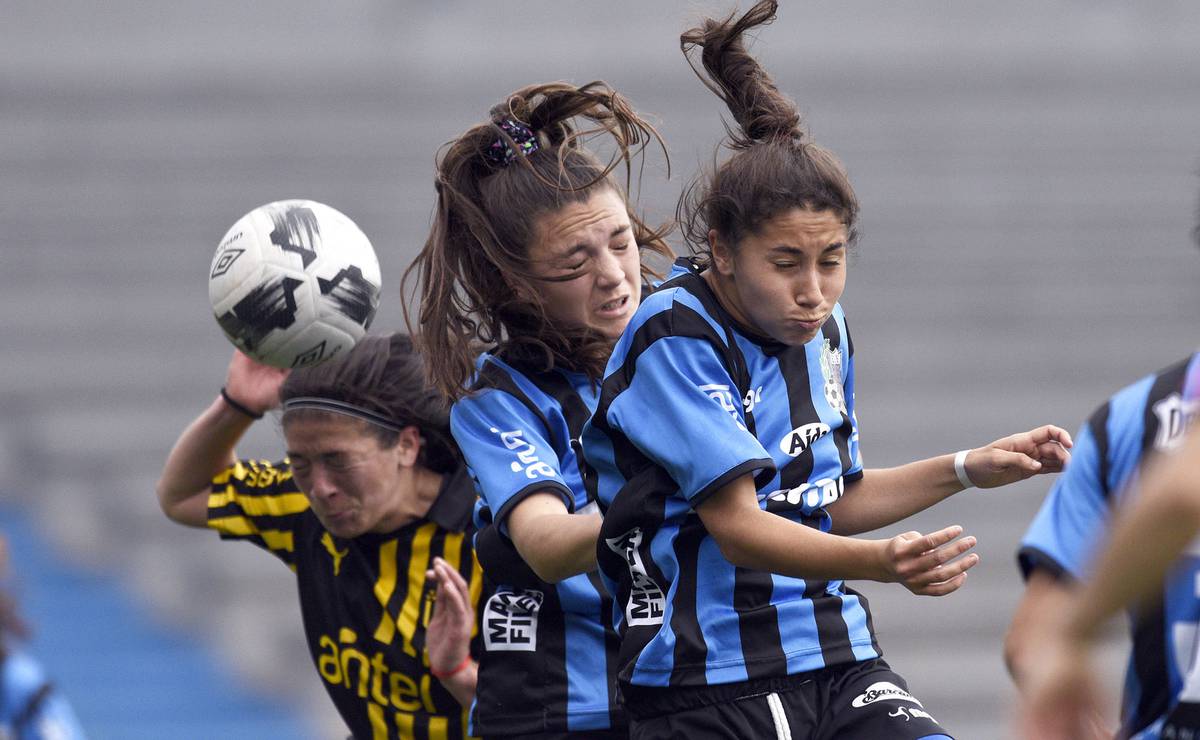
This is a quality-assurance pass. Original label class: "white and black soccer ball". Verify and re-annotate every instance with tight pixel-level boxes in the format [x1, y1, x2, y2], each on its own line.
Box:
[208, 199, 381, 369]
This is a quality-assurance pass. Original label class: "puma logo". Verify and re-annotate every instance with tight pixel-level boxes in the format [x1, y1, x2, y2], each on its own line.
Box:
[321, 533, 348, 575]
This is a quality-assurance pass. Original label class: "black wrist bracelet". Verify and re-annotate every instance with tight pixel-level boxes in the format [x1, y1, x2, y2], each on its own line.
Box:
[220, 387, 263, 420]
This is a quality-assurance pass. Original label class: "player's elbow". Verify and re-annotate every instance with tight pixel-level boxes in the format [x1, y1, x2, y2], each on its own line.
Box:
[1001, 625, 1026, 684]
[155, 482, 208, 528]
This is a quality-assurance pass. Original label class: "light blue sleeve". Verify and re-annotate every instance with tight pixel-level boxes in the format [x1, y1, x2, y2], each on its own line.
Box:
[451, 388, 574, 527]
[2, 649, 87, 739]
[1018, 420, 1108, 580]
[605, 335, 774, 508]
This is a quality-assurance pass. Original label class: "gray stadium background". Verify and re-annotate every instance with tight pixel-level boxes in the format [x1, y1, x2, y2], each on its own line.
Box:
[3, 1, 1199, 737]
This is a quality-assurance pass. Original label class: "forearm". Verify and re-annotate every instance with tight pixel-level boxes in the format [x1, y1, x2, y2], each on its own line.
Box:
[829, 457, 962, 535]
[511, 508, 602, 583]
[704, 496, 886, 581]
[436, 660, 477, 708]
[156, 395, 254, 525]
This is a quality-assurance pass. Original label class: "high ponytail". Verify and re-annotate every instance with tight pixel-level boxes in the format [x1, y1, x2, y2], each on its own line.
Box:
[403, 82, 671, 401]
[679, 0, 858, 257]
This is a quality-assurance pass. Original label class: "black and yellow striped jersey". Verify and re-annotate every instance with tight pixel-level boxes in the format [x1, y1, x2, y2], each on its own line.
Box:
[208, 458, 484, 740]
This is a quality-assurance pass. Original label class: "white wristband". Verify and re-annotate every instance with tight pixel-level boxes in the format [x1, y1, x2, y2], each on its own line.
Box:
[954, 449, 974, 489]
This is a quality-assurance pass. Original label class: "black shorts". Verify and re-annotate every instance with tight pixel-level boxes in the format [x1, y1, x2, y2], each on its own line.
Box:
[625, 659, 953, 740]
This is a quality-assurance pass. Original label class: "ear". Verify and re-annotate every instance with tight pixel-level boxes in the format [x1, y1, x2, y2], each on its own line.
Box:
[708, 229, 735, 277]
[394, 426, 422, 468]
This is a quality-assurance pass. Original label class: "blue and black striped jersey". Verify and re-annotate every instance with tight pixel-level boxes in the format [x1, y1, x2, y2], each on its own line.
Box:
[1019, 351, 1200, 740]
[208, 460, 483, 740]
[450, 354, 622, 734]
[582, 258, 877, 691]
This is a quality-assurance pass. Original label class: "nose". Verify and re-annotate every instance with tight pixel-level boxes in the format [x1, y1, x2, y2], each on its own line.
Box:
[594, 248, 625, 289]
[305, 465, 339, 503]
[794, 266, 822, 309]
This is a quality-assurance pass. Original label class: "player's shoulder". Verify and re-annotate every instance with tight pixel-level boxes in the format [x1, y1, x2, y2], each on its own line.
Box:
[216, 458, 297, 494]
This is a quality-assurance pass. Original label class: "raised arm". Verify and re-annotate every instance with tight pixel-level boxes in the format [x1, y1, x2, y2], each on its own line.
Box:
[829, 425, 1073, 535]
[155, 352, 287, 527]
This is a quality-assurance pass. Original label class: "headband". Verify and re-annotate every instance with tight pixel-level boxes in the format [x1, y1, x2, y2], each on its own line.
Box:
[484, 119, 539, 167]
[281, 397, 406, 433]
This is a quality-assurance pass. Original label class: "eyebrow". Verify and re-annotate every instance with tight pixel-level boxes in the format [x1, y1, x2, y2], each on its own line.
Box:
[768, 241, 845, 256]
[561, 224, 632, 258]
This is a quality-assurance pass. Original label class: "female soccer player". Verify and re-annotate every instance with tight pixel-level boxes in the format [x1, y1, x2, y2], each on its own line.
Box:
[156, 335, 482, 740]
[1019, 425, 1200, 740]
[405, 82, 671, 737]
[580, 3, 1073, 738]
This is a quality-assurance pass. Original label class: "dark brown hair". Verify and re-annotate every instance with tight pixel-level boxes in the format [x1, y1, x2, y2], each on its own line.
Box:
[403, 82, 672, 401]
[679, 0, 859, 258]
[280, 333, 458, 473]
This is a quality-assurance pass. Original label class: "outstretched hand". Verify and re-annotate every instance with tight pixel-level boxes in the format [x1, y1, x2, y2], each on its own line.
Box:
[964, 425, 1073, 489]
[882, 525, 979, 596]
[425, 557, 474, 677]
[224, 350, 289, 416]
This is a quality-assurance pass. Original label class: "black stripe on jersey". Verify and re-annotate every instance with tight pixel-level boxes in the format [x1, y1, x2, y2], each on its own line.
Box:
[521, 368, 601, 506]
[1126, 358, 1191, 734]
[733, 566, 787, 680]
[669, 515, 709, 687]
[1087, 402, 1112, 501]
[585, 568, 626, 730]
[774, 344, 855, 668]
[819, 317, 855, 472]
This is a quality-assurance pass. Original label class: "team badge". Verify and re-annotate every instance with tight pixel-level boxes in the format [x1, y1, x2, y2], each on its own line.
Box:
[820, 338, 847, 415]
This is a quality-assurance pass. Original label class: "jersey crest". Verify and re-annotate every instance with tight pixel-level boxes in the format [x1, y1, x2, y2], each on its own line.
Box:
[820, 338, 847, 415]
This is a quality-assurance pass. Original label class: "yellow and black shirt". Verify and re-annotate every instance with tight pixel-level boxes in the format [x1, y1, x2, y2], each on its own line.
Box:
[208, 459, 483, 740]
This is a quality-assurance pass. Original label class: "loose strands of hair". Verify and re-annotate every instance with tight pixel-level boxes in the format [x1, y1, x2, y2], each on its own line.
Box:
[403, 82, 672, 402]
[677, 0, 859, 259]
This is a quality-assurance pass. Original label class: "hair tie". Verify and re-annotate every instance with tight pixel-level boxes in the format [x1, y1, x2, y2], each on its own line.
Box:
[282, 396, 405, 433]
[484, 119, 539, 167]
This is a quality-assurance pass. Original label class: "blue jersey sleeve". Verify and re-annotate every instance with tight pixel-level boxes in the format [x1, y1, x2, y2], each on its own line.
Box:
[1, 649, 86, 740]
[605, 335, 774, 508]
[843, 347, 864, 477]
[1018, 418, 1107, 580]
[451, 387, 575, 528]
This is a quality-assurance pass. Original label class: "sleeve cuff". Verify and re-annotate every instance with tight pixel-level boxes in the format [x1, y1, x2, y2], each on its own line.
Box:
[689, 458, 776, 510]
[1017, 546, 1074, 582]
[492, 480, 576, 534]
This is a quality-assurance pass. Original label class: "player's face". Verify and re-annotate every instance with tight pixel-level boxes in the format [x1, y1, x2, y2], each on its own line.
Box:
[709, 207, 848, 346]
[525, 188, 641, 340]
[284, 413, 413, 538]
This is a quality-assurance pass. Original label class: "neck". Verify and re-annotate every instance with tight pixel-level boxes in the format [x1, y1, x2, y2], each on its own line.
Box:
[702, 267, 761, 336]
[373, 467, 445, 534]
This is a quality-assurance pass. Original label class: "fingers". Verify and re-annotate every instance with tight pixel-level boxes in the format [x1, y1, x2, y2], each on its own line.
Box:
[893, 525, 964, 558]
[903, 539, 979, 590]
[429, 558, 471, 618]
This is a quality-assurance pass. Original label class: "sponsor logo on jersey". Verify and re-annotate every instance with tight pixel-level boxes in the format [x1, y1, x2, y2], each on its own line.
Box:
[699, 383, 747, 431]
[887, 706, 937, 722]
[315, 626, 452, 719]
[604, 527, 666, 626]
[489, 427, 557, 479]
[820, 338, 848, 415]
[483, 589, 543, 652]
[1153, 392, 1199, 450]
[320, 532, 349, 576]
[779, 422, 832, 457]
[743, 386, 763, 414]
[765, 476, 845, 512]
[850, 681, 923, 708]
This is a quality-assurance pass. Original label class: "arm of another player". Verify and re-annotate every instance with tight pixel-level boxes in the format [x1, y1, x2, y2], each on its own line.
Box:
[1020, 427, 1200, 739]
[697, 473, 979, 595]
[155, 351, 288, 527]
[505, 492, 601, 583]
[425, 557, 477, 707]
[829, 425, 1073, 536]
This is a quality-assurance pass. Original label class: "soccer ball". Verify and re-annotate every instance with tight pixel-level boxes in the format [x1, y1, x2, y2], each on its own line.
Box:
[208, 199, 381, 369]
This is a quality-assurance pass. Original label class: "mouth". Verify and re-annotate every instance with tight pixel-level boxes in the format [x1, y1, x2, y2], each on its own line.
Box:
[792, 315, 827, 332]
[595, 294, 630, 318]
